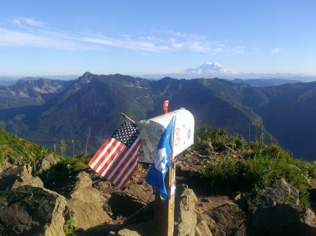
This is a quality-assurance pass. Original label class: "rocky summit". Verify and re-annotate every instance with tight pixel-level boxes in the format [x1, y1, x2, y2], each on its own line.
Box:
[1, 144, 316, 236]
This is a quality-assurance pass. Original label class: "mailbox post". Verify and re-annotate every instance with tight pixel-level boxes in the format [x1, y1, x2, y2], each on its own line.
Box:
[138, 108, 194, 236]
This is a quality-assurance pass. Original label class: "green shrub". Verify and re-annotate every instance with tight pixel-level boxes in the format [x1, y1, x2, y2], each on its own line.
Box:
[63, 219, 76, 236]
[201, 158, 239, 189]
[200, 137, 312, 206]
[195, 125, 247, 153]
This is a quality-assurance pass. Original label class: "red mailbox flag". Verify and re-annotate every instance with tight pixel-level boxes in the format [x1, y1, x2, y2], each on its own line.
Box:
[163, 100, 169, 114]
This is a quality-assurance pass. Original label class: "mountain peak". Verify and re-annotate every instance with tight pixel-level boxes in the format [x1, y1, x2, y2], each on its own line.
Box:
[183, 62, 237, 76]
[79, 72, 94, 83]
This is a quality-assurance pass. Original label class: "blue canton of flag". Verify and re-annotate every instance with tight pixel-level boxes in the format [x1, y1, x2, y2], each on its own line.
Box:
[146, 116, 174, 202]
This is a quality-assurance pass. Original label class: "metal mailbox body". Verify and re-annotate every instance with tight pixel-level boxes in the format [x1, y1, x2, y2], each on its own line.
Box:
[138, 108, 194, 163]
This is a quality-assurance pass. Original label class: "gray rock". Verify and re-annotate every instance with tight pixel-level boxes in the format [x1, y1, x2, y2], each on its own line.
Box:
[175, 187, 198, 236]
[36, 154, 62, 174]
[195, 220, 213, 236]
[0, 185, 67, 236]
[208, 203, 246, 236]
[67, 171, 112, 230]
[247, 178, 300, 214]
[249, 204, 316, 236]
[0, 165, 43, 190]
[246, 179, 316, 236]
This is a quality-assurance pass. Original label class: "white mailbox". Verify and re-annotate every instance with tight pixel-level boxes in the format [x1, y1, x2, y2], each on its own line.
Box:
[138, 108, 194, 163]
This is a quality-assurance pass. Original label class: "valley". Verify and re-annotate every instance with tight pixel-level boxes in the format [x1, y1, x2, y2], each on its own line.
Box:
[0, 73, 316, 161]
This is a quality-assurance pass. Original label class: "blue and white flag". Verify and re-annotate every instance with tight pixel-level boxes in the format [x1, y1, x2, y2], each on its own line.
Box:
[146, 116, 174, 202]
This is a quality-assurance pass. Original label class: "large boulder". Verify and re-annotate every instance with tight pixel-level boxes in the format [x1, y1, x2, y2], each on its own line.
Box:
[246, 179, 316, 236]
[67, 171, 113, 230]
[0, 185, 67, 236]
[247, 178, 300, 214]
[248, 204, 316, 236]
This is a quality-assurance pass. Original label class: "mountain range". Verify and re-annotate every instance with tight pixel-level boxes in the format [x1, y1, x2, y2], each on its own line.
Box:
[141, 62, 316, 82]
[0, 72, 316, 161]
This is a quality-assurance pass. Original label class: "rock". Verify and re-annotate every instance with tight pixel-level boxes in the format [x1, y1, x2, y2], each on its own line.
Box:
[246, 179, 316, 235]
[106, 180, 154, 219]
[0, 185, 67, 236]
[118, 229, 141, 236]
[195, 220, 213, 236]
[36, 154, 62, 174]
[0, 165, 43, 190]
[247, 178, 300, 214]
[301, 208, 316, 227]
[175, 187, 198, 236]
[207, 203, 246, 236]
[77, 202, 155, 236]
[248, 204, 316, 236]
[67, 171, 112, 230]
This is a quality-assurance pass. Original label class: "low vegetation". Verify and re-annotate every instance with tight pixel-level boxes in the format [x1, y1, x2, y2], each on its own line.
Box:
[2, 124, 316, 207]
[63, 219, 77, 236]
[38, 155, 90, 188]
[196, 125, 316, 207]
[0, 129, 53, 168]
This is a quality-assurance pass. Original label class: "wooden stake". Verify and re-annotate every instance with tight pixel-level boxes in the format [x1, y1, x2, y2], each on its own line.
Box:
[154, 160, 176, 236]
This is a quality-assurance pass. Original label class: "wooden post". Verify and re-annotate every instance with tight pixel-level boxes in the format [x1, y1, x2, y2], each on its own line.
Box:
[154, 160, 176, 236]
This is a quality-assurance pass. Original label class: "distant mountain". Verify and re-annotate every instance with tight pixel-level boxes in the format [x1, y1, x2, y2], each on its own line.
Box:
[141, 62, 316, 82]
[0, 78, 72, 109]
[181, 62, 238, 78]
[232, 78, 302, 87]
[0, 75, 79, 86]
[141, 62, 238, 79]
[0, 78, 19, 86]
[253, 82, 316, 160]
[1, 72, 316, 161]
[0, 73, 269, 156]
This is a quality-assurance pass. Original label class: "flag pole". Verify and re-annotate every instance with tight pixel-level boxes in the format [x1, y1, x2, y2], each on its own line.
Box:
[120, 112, 136, 124]
[154, 100, 175, 236]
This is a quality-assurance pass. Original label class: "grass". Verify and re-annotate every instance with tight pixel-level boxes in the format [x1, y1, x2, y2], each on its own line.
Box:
[0, 128, 54, 168]
[197, 125, 314, 207]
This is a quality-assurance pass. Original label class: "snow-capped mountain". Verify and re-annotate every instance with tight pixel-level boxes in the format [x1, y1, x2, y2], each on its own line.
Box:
[141, 62, 238, 79]
[182, 62, 237, 76]
[140, 62, 316, 81]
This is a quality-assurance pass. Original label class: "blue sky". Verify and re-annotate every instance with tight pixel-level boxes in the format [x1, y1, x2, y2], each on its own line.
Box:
[0, 0, 316, 77]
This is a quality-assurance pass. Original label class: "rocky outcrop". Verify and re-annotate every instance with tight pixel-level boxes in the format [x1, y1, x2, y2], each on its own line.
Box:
[0, 185, 67, 236]
[0, 165, 43, 190]
[247, 178, 300, 214]
[0, 165, 67, 236]
[248, 204, 316, 236]
[1, 158, 316, 236]
[246, 179, 316, 236]
[67, 171, 113, 230]
[36, 154, 62, 174]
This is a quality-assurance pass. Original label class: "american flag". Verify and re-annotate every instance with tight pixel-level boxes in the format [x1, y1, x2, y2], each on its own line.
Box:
[89, 121, 141, 189]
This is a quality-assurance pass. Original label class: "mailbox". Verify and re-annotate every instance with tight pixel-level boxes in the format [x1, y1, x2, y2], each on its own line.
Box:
[138, 108, 194, 163]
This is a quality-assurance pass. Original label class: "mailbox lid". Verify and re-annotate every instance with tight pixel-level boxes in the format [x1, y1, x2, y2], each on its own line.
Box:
[171, 109, 194, 158]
